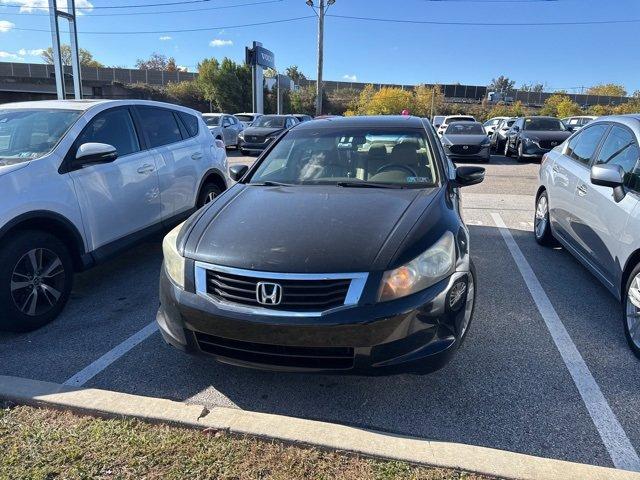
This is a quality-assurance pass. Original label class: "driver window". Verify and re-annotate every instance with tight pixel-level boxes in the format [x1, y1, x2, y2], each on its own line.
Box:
[596, 126, 640, 191]
[77, 108, 140, 157]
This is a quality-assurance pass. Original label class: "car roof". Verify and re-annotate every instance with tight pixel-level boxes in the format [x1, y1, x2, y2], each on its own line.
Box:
[296, 115, 426, 129]
[445, 115, 474, 119]
[589, 114, 640, 128]
[448, 121, 482, 126]
[0, 99, 199, 115]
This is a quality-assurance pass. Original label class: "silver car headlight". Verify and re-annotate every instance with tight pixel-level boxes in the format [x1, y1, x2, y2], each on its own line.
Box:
[378, 231, 456, 302]
[162, 222, 185, 289]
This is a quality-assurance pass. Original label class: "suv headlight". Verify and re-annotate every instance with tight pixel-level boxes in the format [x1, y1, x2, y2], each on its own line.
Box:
[162, 222, 185, 289]
[378, 231, 456, 302]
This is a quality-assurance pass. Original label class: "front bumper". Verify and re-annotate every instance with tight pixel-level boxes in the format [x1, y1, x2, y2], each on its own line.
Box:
[444, 145, 491, 162]
[157, 266, 475, 375]
[238, 138, 274, 152]
[520, 143, 551, 158]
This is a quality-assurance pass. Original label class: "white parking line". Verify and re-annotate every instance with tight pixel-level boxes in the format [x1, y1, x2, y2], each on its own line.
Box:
[63, 321, 158, 387]
[491, 212, 640, 472]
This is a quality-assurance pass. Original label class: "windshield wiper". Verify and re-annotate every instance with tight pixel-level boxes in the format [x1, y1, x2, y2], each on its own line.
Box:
[247, 181, 295, 187]
[335, 181, 405, 189]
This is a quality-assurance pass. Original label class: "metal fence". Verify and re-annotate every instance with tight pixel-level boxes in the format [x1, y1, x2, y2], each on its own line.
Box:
[0, 62, 197, 86]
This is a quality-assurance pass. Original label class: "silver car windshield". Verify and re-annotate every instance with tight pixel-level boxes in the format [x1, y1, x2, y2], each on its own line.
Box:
[0, 109, 81, 166]
[204, 116, 221, 126]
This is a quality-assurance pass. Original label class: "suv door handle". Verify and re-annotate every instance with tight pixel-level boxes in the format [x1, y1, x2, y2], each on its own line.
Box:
[137, 164, 155, 174]
[191, 152, 203, 160]
[576, 184, 588, 196]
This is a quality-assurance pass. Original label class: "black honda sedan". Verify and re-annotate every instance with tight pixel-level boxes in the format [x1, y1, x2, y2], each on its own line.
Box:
[157, 116, 484, 375]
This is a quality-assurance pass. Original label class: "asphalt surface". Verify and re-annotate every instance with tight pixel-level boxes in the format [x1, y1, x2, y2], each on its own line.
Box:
[2, 149, 639, 470]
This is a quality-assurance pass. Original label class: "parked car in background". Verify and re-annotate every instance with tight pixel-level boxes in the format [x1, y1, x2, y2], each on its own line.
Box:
[437, 115, 476, 137]
[562, 115, 597, 131]
[0, 99, 229, 332]
[157, 115, 484, 374]
[234, 112, 263, 128]
[238, 114, 299, 155]
[441, 121, 491, 163]
[534, 115, 640, 358]
[432, 115, 446, 130]
[504, 116, 572, 162]
[483, 116, 509, 137]
[490, 117, 516, 152]
[202, 113, 243, 149]
[293, 114, 313, 123]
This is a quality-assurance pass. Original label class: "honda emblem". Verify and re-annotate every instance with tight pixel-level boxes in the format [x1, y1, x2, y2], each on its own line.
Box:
[256, 282, 283, 305]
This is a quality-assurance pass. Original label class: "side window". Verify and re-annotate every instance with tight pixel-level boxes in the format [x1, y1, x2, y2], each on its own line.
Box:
[137, 106, 183, 148]
[77, 108, 140, 157]
[222, 116, 232, 127]
[596, 126, 640, 191]
[178, 112, 199, 138]
[565, 124, 608, 165]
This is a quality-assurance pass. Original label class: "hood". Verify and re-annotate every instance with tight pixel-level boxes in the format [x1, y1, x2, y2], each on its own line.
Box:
[0, 160, 31, 177]
[242, 126, 284, 137]
[521, 130, 572, 141]
[442, 134, 488, 145]
[184, 184, 440, 273]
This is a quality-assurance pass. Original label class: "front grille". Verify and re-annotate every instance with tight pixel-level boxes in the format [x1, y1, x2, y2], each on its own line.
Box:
[205, 269, 351, 312]
[449, 144, 481, 155]
[539, 139, 560, 149]
[194, 332, 355, 369]
[246, 135, 264, 143]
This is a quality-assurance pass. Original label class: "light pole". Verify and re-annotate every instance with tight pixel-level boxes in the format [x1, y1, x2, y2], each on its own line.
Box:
[306, 0, 335, 116]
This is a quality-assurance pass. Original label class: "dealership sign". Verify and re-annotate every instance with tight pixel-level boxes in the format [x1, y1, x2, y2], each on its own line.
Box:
[246, 45, 275, 69]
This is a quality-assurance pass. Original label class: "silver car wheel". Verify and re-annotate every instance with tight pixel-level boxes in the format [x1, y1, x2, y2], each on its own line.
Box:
[11, 248, 65, 317]
[460, 273, 475, 337]
[535, 195, 548, 239]
[626, 274, 640, 348]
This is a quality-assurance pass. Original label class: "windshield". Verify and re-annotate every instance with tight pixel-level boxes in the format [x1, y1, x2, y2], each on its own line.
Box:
[446, 117, 473, 124]
[446, 123, 484, 135]
[524, 118, 566, 131]
[253, 116, 286, 128]
[0, 109, 81, 166]
[204, 116, 221, 126]
[247, 128, 439, 188]
[235, 114, 255, 122]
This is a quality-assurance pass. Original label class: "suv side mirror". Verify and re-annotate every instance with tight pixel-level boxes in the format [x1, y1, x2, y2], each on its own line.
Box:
[229, 164, 249, 181]
[591, 163, 626, 202]
[455, 166, 485, 187]
[74, 142, 117, 167]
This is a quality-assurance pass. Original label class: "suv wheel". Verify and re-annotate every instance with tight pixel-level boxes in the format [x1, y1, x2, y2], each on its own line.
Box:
[0, 230, 73, 332]
[516, 142, 525, 163]
[624, 265, 640, 359]
[197, 183, 222, 208]
[504, 140, 511, 157]
[534, 191, 555, 246]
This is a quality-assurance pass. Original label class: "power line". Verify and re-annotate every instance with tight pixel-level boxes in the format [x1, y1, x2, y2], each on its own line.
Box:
[0, 0, 217, 9]
[10, 15, 316, 34]
[327, 13, 640, 26]
[0, 0, 282, 17]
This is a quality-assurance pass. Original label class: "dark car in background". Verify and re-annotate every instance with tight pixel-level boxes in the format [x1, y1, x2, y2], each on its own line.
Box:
[504, 116, 573, 162]
[157, 115, 485, 375]
[441, 121, 491, 163]
[238, 114, 299, 155]
[490, 117, 515, 152]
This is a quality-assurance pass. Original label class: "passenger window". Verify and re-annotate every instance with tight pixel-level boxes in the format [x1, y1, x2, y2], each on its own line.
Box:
[178, 112, 199, 138]
[596, 126, 640, 191]
[137, 106, 183, 148]
[223, 117, 231, 127]
[77, 108, 140, 157]
[566, 125, 608, 165]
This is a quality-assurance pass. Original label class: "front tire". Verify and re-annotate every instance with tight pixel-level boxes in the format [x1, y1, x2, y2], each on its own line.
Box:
[197, 183, 222, 208]
[534, 191, 555, 246]
[516, 142, 526, 163]
[0, 230, 74, 332]
[504, 140, 511, 157]
[623, 265, 640, 359]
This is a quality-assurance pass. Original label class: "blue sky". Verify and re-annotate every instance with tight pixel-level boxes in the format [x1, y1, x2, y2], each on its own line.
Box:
[1, 0, 640, 94]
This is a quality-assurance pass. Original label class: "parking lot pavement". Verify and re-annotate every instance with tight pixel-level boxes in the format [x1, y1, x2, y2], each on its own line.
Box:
[1, 154, 638, 470]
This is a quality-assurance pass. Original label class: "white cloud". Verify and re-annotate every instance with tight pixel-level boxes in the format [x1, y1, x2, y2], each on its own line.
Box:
[209, 39, 233, 47]
[159, 35, 172, 41]
[18, 48, 45, 56]
[0, 51, 23, 60]
[177, 65, 189, 72]
[0, 20, 14, 32]
[0, 0, 93, 14]
[343, 74, 357, 82]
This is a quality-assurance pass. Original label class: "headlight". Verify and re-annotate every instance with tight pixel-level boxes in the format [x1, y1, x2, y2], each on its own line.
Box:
[481, 138, 491, 146]
[162, 222, 185, 289]
[378, 231, 456, 302]
[523, 137, 540, 146]
[238, 132, 245, 140]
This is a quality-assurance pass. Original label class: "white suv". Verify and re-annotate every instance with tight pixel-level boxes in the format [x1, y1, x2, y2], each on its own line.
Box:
[436, 115, 476, 137]
[0, 99, 229, 331]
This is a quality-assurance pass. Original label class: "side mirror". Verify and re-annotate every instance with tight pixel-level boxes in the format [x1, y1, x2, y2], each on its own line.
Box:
[74, 142, 117, 167]
[455, 166, 485, 187]
[591, 163, 626, 202]
[229, 164, 249, 181]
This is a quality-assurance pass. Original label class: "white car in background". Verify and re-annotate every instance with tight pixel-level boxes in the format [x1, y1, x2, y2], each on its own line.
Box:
[432, 115, 446, 130]
[0, 99, 229, 332]
[562, 115, 597, 131]
[437, 115, 476, 137]
[483, 116, 510, 137]
[202, 113, 244, 149]
[234, 112, 263, 128]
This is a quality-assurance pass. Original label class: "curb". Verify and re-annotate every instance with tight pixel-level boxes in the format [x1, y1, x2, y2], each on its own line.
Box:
[1, 374, 638, 480]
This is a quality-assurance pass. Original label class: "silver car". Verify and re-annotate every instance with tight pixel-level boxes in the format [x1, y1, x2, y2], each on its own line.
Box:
[535, 115, 640, 358]
[202, 113, 244, 149]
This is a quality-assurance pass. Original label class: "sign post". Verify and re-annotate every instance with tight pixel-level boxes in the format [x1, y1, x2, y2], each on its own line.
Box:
[245, 42, 275, 114]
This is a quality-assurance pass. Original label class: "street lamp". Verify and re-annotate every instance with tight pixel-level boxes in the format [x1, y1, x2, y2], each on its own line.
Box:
[306, 0, 335, 116]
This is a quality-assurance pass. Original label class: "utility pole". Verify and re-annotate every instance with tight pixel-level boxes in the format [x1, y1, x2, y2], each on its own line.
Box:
[48, 0, 82, 99]
[307, 0, 335, 116]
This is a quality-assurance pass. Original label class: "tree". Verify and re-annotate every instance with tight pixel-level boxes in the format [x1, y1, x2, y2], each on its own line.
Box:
[135, 52, 179, 71]
[263, 67, 277, 78]
[197, 57, 252, 113]
[586, 83, 627, 97]
[540, 94, 582, 117]
[165, 81, 207, 111]
[41, 45, 103, 67]
[413, 85, 445, 118]
[520, 82, 545, 93]
[285, 65, 306, 85]
[366, 87, 414, 115]
[290, 85, 317, 115]
[488, 75, 515, 93]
